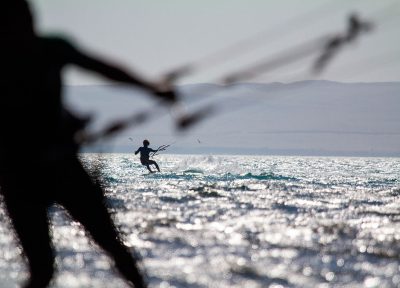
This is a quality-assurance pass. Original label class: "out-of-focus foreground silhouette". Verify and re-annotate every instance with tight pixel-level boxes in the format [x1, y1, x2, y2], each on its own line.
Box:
[0, 0, 176, 287]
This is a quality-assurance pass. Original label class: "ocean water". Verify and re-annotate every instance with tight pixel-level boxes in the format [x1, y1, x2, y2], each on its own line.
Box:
[1, 154, 400, 288]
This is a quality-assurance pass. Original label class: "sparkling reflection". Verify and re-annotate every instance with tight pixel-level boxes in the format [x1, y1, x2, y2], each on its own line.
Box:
[0, 155, 399, 287]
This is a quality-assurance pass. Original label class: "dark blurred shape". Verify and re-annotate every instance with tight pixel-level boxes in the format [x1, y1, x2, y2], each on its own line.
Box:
[163, 65, 194, 83]
[82, 91, 178, 144]
[220, 13, 373, 85]
[177, 105, 215, 130]
[82, 112, 148, 144]
[0, 1, 178, 287]
[313, 13, 373, 72]
[222, 36, 325, 84]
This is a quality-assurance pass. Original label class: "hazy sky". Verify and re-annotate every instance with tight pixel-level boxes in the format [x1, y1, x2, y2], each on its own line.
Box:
[32, 0, 400, 85]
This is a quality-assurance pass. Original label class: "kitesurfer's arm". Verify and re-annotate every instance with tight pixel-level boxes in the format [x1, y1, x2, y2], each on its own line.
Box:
[61, 38, 176, 103]
[134, 148, 141, 155]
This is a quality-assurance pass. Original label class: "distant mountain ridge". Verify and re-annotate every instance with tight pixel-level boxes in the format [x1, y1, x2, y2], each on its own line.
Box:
[65, 81, 400, 156]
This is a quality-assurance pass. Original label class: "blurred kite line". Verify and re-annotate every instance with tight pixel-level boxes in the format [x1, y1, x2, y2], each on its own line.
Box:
[80, 0, 399, 147]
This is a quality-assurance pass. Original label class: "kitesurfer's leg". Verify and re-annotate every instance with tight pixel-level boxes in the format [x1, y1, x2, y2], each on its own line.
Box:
[56, 158, 147, 288]
[0, 174, 54, 288]
[148, 160, 160, 172]
[145, 164, 153, 173]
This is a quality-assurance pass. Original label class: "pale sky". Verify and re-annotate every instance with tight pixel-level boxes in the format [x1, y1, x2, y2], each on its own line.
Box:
[31, 0, 400, 85]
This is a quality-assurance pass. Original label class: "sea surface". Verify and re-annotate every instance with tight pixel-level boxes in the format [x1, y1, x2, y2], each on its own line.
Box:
[1, 154, 400, 288]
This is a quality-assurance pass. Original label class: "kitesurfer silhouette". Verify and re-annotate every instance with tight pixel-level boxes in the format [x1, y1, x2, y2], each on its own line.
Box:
[135, 140, 161, 173]
[0, 1, 175, 287]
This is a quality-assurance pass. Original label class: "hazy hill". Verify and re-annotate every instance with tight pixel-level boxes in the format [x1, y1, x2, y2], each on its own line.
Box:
[64, 81, 400, 156]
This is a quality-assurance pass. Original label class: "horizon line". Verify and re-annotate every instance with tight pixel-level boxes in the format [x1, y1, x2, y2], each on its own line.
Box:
[64, 80, 400, 87]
